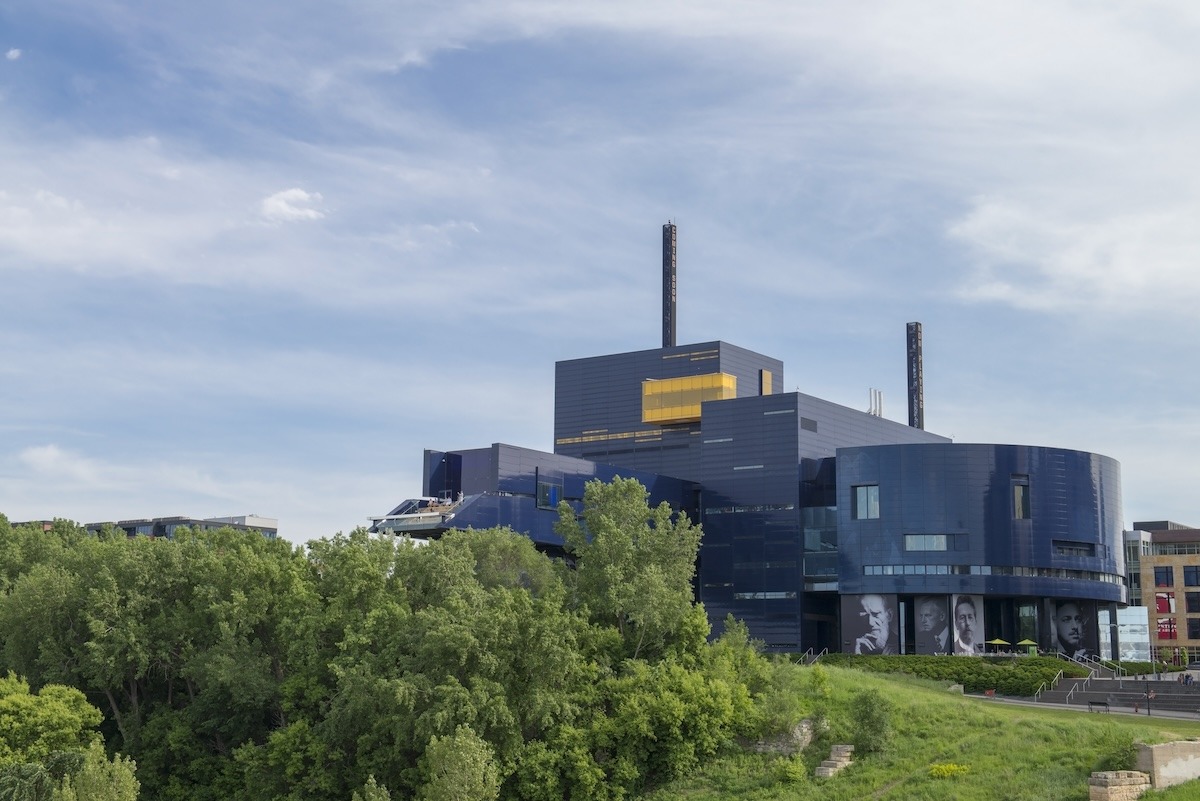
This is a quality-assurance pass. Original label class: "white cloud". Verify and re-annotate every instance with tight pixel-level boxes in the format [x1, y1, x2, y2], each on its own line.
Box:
[371, 220, 479, 253]
[5, 49, 19, 61]
[260, 188, 325, 222]
[949, 197, 1200, 313]
[18, 444, 111, 488]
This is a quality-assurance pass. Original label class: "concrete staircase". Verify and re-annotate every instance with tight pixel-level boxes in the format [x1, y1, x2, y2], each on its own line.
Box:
[1038, 676, 1200, 715]
[815, 744, 854, 778]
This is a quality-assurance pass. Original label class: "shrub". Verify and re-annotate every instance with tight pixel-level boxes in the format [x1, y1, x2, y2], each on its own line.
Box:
[808, 664, 831, 699]
[819, 654, 1088, 697]
[1093, 730, 1138, 772]
[929, 762, 969, 779]
[775, 755, 809, 784]
[849, 689, 892, 755]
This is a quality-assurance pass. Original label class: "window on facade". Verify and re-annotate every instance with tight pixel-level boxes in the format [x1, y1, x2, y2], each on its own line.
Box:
[1054, 540, 1097, 557]
[905, 534, 947, 551]
[1156, 592, 1176, 614]
[1189, 619, 1200, 640]
[1187, 592, 1200, 614]
[1012, 475, 1030, 519]
[852, 485, 879, 520]
[1185, 566, 1200, 587]
[1155, 566, 1175, 587]
[536, 480, 562, 510]
[1159, 617, 1179, 640]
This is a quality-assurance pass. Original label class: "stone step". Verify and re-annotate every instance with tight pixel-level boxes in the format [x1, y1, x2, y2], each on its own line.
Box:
[816, 745, 855, 779]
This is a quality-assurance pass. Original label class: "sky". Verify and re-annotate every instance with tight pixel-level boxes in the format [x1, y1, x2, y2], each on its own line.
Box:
[3, 1, 1199, 544]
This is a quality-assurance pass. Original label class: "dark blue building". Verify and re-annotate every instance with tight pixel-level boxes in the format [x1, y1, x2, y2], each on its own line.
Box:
[373, 443, 696, 557]
[374, 340, 1127, 658]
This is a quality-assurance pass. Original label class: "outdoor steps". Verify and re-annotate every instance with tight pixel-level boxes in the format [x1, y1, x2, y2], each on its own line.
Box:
[815, 744, 854, 778]
[1037, 677, 1087, 705]
[1038, 678, 1200, 714]
[1089, 663, 1123, 680]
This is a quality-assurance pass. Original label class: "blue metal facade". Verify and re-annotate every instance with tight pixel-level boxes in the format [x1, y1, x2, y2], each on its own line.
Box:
[420, 443, 697, 552]
[385, 339, 1129, 655]
[695, 392, 949, 647]
[835, 443, 1125, 655]
[836, 443, 1125, 600]
[554, 341, 783, 481]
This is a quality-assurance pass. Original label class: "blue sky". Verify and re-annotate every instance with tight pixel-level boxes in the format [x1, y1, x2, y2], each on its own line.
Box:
[3, 1, 1199, 543]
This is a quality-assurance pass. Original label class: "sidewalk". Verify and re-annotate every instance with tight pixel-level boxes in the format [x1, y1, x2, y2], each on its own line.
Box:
[972, 693, 1200, 721]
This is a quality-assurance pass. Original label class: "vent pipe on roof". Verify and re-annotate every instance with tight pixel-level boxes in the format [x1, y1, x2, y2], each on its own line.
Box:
[907, 321, 924, 429]
[867, 388, 883, 416]
[662, 222, 677, 348]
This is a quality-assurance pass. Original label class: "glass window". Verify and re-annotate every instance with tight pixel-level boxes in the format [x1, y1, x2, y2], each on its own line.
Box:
[536, 481, 561, 510]
[1054, 540, 1096, 557]
[1187, 592, 1200, 614]
[852, 485, 879, 520]
[905, 534, 946, 551]
[1186, 566, 1200, 587]
[1155, 566, 1175, 587]
[1012, 476, 1030, 519]
[1159, 617, 1178, 640]
[1157, 592, 1176, 614]
[1189, 619, 1200, 640]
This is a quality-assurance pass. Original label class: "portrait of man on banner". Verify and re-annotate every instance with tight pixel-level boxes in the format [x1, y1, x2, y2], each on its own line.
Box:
[915, 595, 950, 655]
[1051, 599, 1093, 660]
[841, 594, 899, 655]
[952, 594, 984, 655]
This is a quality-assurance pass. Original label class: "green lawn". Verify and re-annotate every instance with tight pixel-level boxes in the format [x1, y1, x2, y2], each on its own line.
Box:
[642, 665, 1200, 801]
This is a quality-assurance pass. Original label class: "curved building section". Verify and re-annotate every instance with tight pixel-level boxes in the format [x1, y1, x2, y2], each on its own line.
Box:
[836, 443, 1125, 656]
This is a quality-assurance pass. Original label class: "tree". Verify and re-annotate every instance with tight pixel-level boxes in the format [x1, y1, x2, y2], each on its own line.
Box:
[417, 725, 500, 801]
[0, 526, 314, 801]
[0, 676, 137, 801]
[0, 675, 100, 768]
[51, 741, 138, 801]
[556, 477, 703, 660]
[351, 775, 391, 801]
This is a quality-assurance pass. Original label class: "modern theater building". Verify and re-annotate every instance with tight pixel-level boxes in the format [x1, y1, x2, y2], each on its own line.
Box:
[372, 225, 1128, 658]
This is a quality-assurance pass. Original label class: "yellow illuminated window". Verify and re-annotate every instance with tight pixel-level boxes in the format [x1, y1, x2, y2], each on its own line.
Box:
[760, 369, 772, 395]
[642, 373, 737, 424]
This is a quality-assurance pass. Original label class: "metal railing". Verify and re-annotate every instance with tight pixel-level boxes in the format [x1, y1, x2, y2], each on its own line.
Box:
[1034, 670, 1064, 702]
[1099, 658, 1129, 678]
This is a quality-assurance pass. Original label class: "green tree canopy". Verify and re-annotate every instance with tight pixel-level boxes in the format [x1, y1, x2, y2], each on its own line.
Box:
[0, 500, 783, 801]
[0, 675, 137, 801]
[0, 674, 100, 768]
[556, 477, 703, 660]
[417, 724, 500, 801]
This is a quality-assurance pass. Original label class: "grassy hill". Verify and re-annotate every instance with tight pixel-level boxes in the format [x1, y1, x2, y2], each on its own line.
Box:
[642, 663, 1200, 801]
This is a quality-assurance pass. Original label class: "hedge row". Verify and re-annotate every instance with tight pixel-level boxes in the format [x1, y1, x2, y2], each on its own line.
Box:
[818, 654, 1090, 697]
